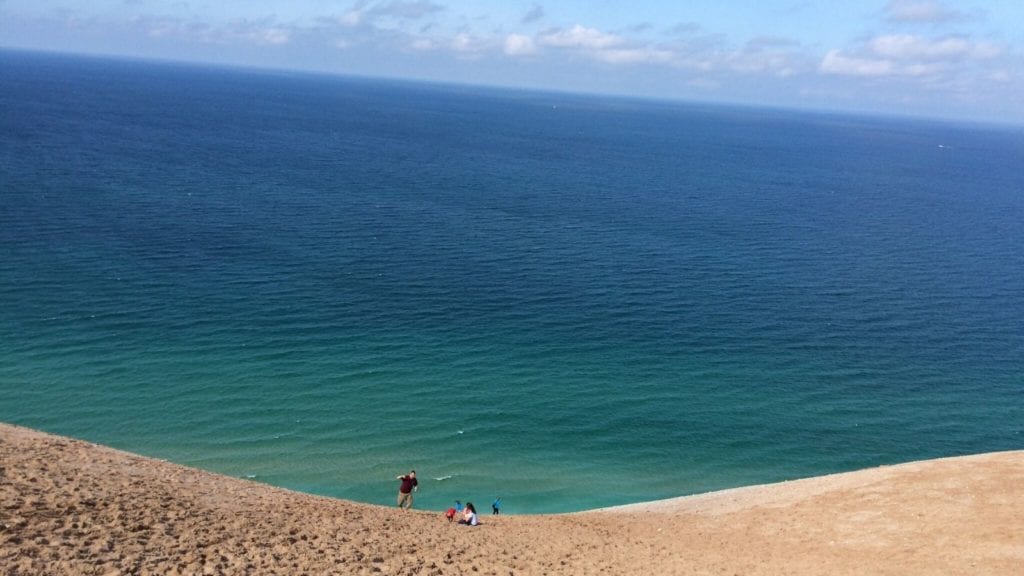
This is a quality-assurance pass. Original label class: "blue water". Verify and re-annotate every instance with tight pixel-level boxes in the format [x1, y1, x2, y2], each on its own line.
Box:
[2, 50, 1022, 513]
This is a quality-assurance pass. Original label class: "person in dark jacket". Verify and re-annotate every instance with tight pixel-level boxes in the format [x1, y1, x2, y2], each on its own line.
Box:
[396, 470, 418, 509]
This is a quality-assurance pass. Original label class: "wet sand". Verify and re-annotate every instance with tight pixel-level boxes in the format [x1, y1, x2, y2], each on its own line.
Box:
[2, 422, 1022, 575]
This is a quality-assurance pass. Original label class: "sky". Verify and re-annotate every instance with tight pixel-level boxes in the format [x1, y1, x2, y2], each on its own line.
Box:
[3, 1, 1023, 124]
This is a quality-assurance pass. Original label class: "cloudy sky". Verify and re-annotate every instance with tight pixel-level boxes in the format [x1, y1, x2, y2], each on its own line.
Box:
[3, 1, 1023, 124]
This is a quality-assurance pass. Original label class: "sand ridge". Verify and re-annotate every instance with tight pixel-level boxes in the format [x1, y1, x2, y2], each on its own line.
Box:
[2, 422, 1022, 575]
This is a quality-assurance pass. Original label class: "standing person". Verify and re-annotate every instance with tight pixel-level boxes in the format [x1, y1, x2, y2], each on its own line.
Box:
[492, 497, 501, 515]
[396, 470, 418, 510]
[455, 500, 464, 515]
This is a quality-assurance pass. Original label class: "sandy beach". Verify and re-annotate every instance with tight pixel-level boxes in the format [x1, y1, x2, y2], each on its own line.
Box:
[2, 422, 1022, 575]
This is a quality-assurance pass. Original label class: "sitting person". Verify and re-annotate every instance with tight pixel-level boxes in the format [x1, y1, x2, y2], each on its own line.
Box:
[458, 502, 479, 526]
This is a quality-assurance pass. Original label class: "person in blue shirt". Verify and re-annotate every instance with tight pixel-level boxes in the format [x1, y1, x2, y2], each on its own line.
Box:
[491, 497, 501, 515]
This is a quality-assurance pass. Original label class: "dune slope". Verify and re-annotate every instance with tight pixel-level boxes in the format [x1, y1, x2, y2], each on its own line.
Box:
[2, 423, 1022, 575]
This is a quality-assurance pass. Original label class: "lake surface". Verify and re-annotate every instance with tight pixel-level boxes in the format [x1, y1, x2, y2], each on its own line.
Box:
[2, 50, 1022, 512]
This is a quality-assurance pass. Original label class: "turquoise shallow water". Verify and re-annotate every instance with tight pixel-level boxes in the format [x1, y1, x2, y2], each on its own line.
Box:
[1, 51, 1023, 513]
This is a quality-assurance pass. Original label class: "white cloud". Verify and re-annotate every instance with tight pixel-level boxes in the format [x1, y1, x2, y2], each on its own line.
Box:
[820, 49, 894, 77]
[883, 0, 965, 24]
[338, 1, 444, 29]
[504, 33, 537, 56]
[138, 16, 293, 47]
[410, 37, 436, 51]
[986, 70, 1011, 82]
[819, 51, 948, 78]
[534, 24, 673, 65]
[529, 24, 811, 73]
[728, 37, 809, 77]
[594, 47, 673, 65]
[869, 34, 995, 61]
[821, 34, 1005, 78]
[450, 32, 484, 53]
[338, 9, 364, 27]
[901, 62, 946, 76]
[538, 25, 624, 50]
[249, 26, 290, 46]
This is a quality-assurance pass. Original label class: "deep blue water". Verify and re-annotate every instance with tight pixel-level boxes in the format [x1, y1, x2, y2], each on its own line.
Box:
[2, 50, 1022, 513]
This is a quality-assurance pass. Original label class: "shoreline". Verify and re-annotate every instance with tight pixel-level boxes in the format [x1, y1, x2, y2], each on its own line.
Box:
[591, 449, 1024, 515]
[4, 421, 1023, 574]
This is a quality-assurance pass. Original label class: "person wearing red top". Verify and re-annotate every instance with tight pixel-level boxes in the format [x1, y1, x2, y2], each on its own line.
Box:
[396, 470, 418, 509]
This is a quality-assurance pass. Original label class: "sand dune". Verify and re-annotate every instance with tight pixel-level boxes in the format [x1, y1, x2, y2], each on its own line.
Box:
[2, 422, 1022, 575]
